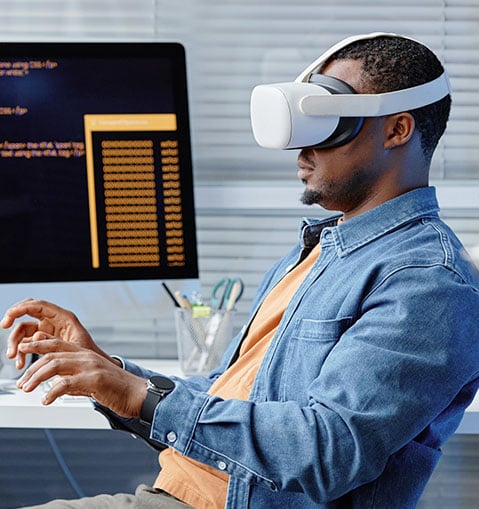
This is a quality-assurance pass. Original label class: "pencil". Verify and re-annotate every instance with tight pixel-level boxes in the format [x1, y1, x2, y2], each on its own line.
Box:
[162, 282, 181, 308]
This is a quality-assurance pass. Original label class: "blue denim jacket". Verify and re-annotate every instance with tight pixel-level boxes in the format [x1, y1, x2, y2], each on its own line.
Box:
[99, 187, 479, 508]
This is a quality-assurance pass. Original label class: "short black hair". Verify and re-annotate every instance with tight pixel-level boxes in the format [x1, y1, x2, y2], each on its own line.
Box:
[324, 35, 451, 161]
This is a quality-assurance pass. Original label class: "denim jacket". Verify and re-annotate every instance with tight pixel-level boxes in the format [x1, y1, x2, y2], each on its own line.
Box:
[98, 187, 479, 508]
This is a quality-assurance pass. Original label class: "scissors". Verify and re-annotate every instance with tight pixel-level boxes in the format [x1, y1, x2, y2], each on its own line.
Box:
[210, 277, 244, 310]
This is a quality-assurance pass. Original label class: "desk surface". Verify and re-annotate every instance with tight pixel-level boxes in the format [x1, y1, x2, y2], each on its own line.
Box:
[1, 359, 478, 433]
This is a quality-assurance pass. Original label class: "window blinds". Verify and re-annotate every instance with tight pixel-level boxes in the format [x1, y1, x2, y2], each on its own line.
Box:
[0, 0, 477, 182]
[0, 1, 154, 39]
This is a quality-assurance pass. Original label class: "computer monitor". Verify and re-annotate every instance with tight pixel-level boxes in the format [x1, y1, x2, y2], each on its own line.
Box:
[0, 42, 199, 340]
[0, 42, 198, 284]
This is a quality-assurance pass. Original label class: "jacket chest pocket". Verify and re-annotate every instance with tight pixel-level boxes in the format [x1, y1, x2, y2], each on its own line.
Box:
[279, 317, 352, 404]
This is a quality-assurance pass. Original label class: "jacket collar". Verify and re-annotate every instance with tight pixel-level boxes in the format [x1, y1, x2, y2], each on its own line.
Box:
[299, 186, 440, 255]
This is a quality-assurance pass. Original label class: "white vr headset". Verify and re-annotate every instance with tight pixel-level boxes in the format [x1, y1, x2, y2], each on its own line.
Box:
[250, 32, 452, 150]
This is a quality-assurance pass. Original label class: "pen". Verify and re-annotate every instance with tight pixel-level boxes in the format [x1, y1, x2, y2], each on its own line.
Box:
[175, 290, 192, 309]
[162, 282, 182, 308]
[226, 281, 242, 311]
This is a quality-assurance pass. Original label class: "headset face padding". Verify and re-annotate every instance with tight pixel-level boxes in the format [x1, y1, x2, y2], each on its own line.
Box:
[306, 74, 364, 149]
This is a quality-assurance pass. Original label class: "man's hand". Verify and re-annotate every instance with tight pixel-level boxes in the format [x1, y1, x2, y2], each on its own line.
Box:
[16, 336, 147, 418]
[1, 298, 120, 370]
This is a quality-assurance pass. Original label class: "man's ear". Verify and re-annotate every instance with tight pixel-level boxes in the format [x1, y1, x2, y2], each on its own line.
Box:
[383, 112, 416, 149]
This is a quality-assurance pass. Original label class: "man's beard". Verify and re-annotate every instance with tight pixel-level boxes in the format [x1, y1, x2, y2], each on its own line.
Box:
[299, 169, 373, 210]
[300, 188, 323, 206]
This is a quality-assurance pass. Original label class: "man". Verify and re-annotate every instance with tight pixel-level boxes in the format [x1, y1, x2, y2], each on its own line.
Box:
[3, 33, 479, 508]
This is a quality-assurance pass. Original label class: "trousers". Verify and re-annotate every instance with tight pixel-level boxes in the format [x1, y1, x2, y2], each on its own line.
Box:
[21, 484, 193, 509]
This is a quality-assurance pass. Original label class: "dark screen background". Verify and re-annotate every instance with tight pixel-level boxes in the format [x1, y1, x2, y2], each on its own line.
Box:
[0, 43, 197, 282]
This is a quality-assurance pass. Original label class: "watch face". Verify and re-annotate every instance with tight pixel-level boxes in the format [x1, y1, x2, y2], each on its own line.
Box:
[150, 375, 175, 392]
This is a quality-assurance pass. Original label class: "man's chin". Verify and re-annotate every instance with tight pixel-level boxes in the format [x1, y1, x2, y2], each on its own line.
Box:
[300, 189, 322, 206]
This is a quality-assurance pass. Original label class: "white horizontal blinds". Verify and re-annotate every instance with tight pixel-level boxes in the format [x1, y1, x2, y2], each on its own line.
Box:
[154, 0, 479, 181]
[442, 0, 479, 179]
[0, 1, 476, 180]
[0, 0, 155, 39]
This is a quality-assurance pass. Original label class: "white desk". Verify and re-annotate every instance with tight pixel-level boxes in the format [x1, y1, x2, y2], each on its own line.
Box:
[0, 358, 478, 434]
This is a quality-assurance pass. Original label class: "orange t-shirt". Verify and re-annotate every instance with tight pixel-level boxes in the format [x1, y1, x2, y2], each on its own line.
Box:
[156, 243, 321, 508]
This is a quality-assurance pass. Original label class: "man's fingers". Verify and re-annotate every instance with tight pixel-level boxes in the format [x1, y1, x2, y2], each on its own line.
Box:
[2, 299, 73, 338]
[42, 376, 88, 405]
[14, 351, 27, 370]
[22, 358, 97, 405]
[5, 321, 39, 360]
[2, 298, 103, 365]
[6, 326, 48, 370]
[1, 298, 60, 328]
[13, 332, 53, 367]
[18, 337, 79, 355]
[17, 352, 60, 391]
[31, 331, 51, 341]
[0, 298, 38, 328]
[17, 350, 81, 392]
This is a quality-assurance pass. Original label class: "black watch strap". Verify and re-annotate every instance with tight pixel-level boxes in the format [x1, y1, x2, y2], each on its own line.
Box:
[140, 375, 175, 425]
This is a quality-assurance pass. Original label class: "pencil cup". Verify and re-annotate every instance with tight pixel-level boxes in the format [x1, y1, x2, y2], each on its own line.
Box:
[174, 308, 236, 376]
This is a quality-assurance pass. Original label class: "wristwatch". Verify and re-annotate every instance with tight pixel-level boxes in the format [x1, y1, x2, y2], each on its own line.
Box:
[140, 375, 175, 425]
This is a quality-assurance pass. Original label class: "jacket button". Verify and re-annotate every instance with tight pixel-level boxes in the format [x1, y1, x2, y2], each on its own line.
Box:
[166, 431, 177, 443]
[217, 460, 227, 471]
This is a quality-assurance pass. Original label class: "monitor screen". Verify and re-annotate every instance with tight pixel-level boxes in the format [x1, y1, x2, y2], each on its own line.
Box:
[0, 42, 198, 284]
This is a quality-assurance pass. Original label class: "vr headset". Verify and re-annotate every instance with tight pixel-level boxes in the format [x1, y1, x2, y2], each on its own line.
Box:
[250, 32, 452, 150]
